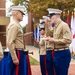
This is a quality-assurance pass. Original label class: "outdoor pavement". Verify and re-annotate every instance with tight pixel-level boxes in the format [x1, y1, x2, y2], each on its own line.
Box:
[26, 45, 75, 75]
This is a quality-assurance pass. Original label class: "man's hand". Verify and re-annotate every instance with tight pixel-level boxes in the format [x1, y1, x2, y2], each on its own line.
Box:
[49, 38, 55, 42]
[13, 58, 19, 65]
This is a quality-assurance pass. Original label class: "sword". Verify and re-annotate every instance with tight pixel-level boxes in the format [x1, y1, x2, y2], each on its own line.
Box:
[24, 50, 33, 55]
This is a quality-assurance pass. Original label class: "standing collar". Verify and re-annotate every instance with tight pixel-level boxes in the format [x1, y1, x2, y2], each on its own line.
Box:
[12, 18, 21, 27]
[55, 19, 62, 27]
[13, 18, 19, 24]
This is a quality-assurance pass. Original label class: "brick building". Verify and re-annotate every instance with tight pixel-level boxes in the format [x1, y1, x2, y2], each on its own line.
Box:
[25, 12, 34, 45]
[0, 0, 10, 47]
[0, 0, 34, 46]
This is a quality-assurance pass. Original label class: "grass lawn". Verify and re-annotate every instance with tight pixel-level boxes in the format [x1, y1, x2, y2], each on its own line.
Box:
[29, 56, 39, 65]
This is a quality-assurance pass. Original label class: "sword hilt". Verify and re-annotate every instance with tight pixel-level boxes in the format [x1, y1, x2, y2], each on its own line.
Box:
[24, 50, 33, 55]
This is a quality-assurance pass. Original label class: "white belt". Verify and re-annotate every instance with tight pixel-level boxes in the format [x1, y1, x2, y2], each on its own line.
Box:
[54, 48, 69, 51]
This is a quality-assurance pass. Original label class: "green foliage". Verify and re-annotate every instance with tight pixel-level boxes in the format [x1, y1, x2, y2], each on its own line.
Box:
[11, 0, 75, 17]
[29, 56, 39, 65]
[11, 0, 28, 13]
[22, 26, 26, 33]
[11, 0, 25, 5]
[29, 0, 75, 16]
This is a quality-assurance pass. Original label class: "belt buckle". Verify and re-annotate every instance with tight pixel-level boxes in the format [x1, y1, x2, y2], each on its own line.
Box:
[64, 48, 68, 50]
[55, 48, 64, 51]
[55, 49, 59, 51]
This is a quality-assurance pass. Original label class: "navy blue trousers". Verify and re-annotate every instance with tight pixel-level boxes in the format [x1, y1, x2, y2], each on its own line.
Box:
[8, 50, 32, 75]
[46, 50, 54, 75]
[53, 49, 71, 75]
[40, 55, 48, 75]
[0, 52, 9, 75]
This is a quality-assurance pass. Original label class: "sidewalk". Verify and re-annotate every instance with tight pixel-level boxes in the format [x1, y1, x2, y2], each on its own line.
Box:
[26, 45, 40, 62]
[30, 64, 75, 75]
[26, 45, 75, 75]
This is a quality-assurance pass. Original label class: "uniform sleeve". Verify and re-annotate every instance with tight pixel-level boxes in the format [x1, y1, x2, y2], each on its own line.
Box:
[0, 42, 4, 60]
[39, 40, 45, 46]
[7, 25, 18, 61]
[46, 27, 53, 37]
[54, 24, 72, 44]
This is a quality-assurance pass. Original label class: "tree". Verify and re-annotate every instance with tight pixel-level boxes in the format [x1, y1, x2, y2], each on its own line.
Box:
[27, 0, 75, 17]
[11, 0, 75, 17]
[11, 0, 25, 5]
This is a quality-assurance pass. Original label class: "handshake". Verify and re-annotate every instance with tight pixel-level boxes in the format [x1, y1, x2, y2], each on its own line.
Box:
[41, 36, 55, 42]
[41, 36, 51, 41]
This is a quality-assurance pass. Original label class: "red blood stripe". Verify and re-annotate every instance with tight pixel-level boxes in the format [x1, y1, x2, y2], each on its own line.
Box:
[16, 51, 20, 75]
[44, 55, 48, 75]
[52, 50, 56, 75]
[26, 55, 32, 75]
[52, 50, 54, 59]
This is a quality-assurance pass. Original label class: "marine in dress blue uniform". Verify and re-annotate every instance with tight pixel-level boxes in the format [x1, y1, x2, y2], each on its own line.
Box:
[6, 6, 31, 75]
[47, 8, 72, 75]
[0, 42, 7, 75]
[39, 21, 48, 75]
[0, 50, 9, 75]
[42, 16, 54, 75]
